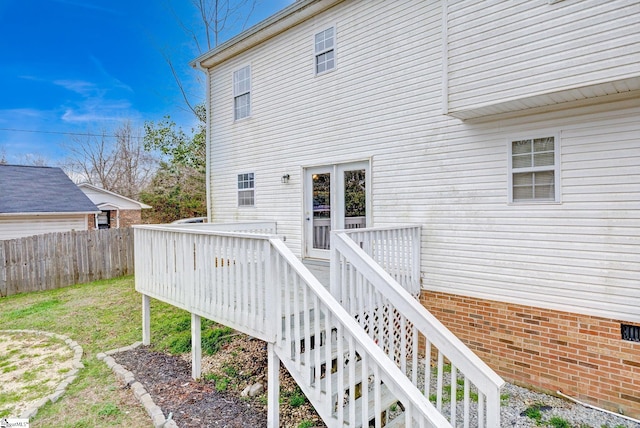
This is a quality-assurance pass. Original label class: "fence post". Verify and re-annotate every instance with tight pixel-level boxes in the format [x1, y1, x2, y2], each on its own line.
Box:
[0, 240, 6, 297]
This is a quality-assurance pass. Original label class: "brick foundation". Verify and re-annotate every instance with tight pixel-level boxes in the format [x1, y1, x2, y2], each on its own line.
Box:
[420, 290, 640, 418]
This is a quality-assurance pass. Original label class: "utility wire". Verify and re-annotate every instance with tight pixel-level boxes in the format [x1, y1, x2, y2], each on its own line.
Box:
[0, 127, 144, 139]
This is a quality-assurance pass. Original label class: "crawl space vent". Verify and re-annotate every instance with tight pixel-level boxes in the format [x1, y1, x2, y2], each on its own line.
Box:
[621, 324, 640, 342]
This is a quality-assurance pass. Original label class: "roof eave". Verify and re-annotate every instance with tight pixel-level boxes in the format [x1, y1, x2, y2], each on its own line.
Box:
[191, 0, 345, 70]
[0, 211, 101, 217]
[78, 183, 152, 209]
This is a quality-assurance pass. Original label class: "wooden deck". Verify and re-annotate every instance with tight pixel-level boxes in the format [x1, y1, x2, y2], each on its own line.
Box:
[134, 223, 504, 427]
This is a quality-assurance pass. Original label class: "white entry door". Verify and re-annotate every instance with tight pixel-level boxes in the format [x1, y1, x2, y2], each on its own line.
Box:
[304, 161, 370, 259]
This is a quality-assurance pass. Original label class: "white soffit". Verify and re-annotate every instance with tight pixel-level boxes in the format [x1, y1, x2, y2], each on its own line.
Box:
[448, 75, 640, 122]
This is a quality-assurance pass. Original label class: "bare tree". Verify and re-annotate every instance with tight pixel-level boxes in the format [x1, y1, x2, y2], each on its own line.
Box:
[18, 153, 50, 166]
[63, 122, 157, 199]
[164, 0, 259, 116]
[112, 122, 157, 198]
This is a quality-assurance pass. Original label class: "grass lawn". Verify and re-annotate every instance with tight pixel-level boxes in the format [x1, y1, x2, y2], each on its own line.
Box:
[0, 276, 199, 428]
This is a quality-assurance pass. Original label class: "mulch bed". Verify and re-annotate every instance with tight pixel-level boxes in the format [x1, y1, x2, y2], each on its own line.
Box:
[115, 346, 267, 427]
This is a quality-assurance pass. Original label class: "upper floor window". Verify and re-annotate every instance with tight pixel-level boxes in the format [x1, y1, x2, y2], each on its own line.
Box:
[315, 27, 335, 74]
[233, 65, 251, 120]
[509, 136, 559, 203]
[238, 172, 255, 207]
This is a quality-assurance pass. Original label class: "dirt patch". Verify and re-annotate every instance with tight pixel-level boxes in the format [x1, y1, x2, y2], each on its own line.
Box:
[0, 332, 74, 418]
[115, 335, 325, 428]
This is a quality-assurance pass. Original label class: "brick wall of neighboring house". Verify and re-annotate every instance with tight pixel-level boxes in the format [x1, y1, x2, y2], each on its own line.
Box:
[88, 209, 142, 229]
[420, 290, 640, 418]
[108, 210, 117, 229]
[87, 214, 96, 229]
[117, 209, 142, 228]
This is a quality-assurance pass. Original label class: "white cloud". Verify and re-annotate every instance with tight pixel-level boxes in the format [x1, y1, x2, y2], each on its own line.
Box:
[53, 79, 101, 97]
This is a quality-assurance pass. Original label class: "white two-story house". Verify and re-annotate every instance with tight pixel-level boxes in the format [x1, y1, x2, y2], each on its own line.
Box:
[138, 0, 639, 424]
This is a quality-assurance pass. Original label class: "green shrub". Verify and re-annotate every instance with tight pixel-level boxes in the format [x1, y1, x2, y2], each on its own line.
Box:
[523, 404, 542, 422]
[289, 393, 306, 408]
[548, 416, 570, 428]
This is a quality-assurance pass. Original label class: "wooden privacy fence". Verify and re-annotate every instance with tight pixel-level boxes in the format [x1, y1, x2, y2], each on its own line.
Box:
[0, 228, 134, 297]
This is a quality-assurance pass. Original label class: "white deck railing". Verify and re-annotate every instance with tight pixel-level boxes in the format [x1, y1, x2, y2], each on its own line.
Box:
[134, 222, 503, 427]
[338, 225, 421, 296]
[331, 229, 505, 427]
[134, 222, 277, 341]
[313, 216, 366, 250]
[270, 238, 450, 427]
[160, 221, 277, 234]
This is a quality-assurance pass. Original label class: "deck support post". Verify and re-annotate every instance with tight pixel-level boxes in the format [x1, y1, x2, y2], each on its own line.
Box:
[267, 343, 280, 428]
[142, 294, 150, 346]
[191, 313, 201, 380]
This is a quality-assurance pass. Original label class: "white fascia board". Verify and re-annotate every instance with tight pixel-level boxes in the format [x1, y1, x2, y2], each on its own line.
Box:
[191, 0, 346, 70]
[96, 203, 123, 210]
[77, 183, 152, 209]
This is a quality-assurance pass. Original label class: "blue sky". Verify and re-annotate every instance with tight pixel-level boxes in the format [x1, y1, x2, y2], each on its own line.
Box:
[0, 0, 292, 164]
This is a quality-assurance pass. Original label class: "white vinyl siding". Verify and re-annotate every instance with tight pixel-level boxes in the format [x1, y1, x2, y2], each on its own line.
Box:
[233, 65, 251, 120]
[237, 173, 255, 207]
[314, 27, 335, 74]
[0, 215, 88, 240]
[445, 0, 640, 115]
[206, 0, 640, 323]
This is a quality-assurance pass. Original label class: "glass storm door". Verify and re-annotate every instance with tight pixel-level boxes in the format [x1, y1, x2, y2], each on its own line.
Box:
[304, 161, 369, 259]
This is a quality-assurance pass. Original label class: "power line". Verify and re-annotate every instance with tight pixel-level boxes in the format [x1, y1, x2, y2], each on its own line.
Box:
[0, 127, 144, 139]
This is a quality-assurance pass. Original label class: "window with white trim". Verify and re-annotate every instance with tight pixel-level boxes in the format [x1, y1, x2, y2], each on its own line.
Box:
[233, 65, 251, 120]
[237, 173, 255, 206]
[315, 27, 335, 74]
[510, 136, 558, 202]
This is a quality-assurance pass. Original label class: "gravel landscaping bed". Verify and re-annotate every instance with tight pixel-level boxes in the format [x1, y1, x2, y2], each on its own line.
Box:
[114, 335, 639, 428]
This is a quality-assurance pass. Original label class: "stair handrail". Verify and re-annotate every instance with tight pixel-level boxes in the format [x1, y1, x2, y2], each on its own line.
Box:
[332, 231, 506, 427]
[269, 237, 452, 427]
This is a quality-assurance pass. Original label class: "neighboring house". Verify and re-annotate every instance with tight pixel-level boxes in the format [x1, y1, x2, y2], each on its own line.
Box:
[186, 0, 640, 418]
[78, 183, 151, 229]
[0, 165, 100, 240]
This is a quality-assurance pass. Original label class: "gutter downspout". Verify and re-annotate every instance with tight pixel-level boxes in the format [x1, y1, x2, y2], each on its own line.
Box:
[194, 60, 213, 223]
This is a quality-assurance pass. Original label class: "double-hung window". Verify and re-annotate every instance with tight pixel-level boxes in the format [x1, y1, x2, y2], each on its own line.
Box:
[315, 27, 335, 74]
[237, 173, 255, 207]
[509, 136, 559, 203]
[233, 65, 251, 120]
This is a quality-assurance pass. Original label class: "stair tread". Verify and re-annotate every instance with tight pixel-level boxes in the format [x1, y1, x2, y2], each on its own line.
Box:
[340, 380, 399, 426]
[384, 413, 406, 428]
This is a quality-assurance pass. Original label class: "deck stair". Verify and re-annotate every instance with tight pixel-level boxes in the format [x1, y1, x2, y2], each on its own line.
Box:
[134, 222, 505, 427]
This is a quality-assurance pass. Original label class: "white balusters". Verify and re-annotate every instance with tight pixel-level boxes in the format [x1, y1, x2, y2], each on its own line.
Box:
[332, 228, 505, 427]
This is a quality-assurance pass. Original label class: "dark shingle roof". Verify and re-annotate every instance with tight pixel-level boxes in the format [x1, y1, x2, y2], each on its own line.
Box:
[0, 165, 99, 214]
